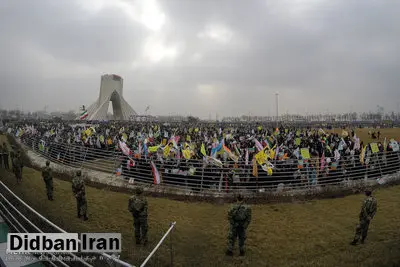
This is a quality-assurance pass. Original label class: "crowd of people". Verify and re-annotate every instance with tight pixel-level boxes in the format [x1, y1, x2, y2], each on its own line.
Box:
[4, 120, 400, 191]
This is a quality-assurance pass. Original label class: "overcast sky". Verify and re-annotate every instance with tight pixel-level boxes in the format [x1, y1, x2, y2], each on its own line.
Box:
[1, 0, 400, 118]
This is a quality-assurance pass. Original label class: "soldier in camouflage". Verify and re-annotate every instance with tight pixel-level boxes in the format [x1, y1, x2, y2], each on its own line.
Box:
[12, 151, 23, 184]
[128, 187, 148, 245]
[226, 194, 252, 256]
[0, 144, 3, 168]
[42, 161, 54, 200]
[2, 142, 9, 170]
[9, 145, 15, 170]
[351, 189, 377, 245]
[72, 170, 88, 221]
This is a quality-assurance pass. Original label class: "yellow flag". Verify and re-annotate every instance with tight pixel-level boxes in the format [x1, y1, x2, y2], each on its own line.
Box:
[149, 145, 160, 153]
[267, 167, 273, 176]
[163, 145, 170, 158]
[360, 146, 366, 164]
[182, 149, 191, 159]
[252, 159, 258, 178]
[201, 143, 207, 156]
[255, 149, 267, 165]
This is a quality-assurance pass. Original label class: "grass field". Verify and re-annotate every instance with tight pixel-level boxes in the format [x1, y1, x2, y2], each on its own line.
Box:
[1, 130, 400, 267]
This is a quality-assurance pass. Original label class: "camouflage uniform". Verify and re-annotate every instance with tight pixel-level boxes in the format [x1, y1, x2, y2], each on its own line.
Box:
[12, 152, 23, 183]
[351, 191, 377, 245]
[9, 146, 15, 170]
[226, 196, 252, 256]
[2, 143, 9, 170]
[0, 145, 3, 168]
[128, 187, 148, 245]
[42, 161, 54, 200]
[72, 171, 88, 221]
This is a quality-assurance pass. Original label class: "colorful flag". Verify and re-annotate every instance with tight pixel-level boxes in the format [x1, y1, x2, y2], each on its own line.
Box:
[80, 110, 88, 120]
[119, 140, 131, 156]
[151, 161, 161, 185]
[320, 152, 325, 171]
[163, 145, 171, 158]
[252, 159, 258, 178]
[360, 146, 366, 164]
[254, 139, 264, 151]
[200, 143, 207, 157]
[182, 148, 192, 159]
[223, 145, 238, 162]
[211, 140, 224, 157]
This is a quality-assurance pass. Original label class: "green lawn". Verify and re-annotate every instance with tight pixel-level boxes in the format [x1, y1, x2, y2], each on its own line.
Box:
[1, 131, 400, 267]
[1, 167, 400, 267]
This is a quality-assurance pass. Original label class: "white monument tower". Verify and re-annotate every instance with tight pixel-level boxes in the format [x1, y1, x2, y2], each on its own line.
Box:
[79, 74, 137, 120]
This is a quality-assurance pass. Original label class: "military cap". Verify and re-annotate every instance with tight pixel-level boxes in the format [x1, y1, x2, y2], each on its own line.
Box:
[76, 170, 82, 176]
[365, 188, 372, 196]
[46, 160, 50, 166]
[236, 194, 244, 202]
[135, 187, 144, 194]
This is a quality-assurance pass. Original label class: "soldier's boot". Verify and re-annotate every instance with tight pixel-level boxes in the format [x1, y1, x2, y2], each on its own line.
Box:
[225, 250, 233, 256]
[360, 237, 366, 244]
[350, 240, 358, 246]
[239, 250, 245, 256]
[82, 214, 88, 221]
[135, 239, 141, 245]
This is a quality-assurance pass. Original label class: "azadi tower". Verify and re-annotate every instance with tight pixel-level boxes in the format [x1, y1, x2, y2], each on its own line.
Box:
[79, 74, 137, 120]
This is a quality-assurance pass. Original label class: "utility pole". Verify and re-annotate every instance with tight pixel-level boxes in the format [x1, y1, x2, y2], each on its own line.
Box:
[275, 91, 279, 124]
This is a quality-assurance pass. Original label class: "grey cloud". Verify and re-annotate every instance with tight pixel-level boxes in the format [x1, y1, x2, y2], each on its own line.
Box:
[1, 0, 400, 118]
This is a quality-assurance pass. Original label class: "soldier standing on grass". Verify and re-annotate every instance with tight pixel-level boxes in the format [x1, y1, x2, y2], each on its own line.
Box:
[128, 187, 148, 245]
[9, 145, 15, 170]
[12, 151, 23, 183]
[0, 144, 3, 168]
[351, 189, 377, 245]
[2, 142, 9, 170]
[226, 194, 252, 256]
[72, 170, 88, 221]
[42, 160, 54, 200]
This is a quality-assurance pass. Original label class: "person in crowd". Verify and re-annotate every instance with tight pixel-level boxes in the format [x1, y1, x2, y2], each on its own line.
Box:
[351, 189, 377, 245]
[226, 194, 252, 256]
[42, 160, 54, 200]
[128, 187, 148, 245]
[72, 170, 88, 221]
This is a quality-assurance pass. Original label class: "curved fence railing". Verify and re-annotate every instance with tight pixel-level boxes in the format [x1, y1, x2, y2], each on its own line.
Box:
[18, 135, 400, 193]
[0, 181, 133, 267]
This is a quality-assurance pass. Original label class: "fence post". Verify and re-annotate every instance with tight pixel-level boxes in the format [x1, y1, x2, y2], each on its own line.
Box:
[169, 222, 174, 267]
[81, 147, 88, 168]
[376, 153, 383, 177]
[200, 166, 204, 191]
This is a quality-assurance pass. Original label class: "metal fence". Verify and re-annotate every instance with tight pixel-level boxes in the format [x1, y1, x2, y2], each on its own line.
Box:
[0, 181, 134, 267]
[18, 136, 400, 193]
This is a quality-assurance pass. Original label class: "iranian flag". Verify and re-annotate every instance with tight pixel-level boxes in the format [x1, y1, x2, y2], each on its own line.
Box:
[80, 110, 88, 120]
[151, 161, 161, 184]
